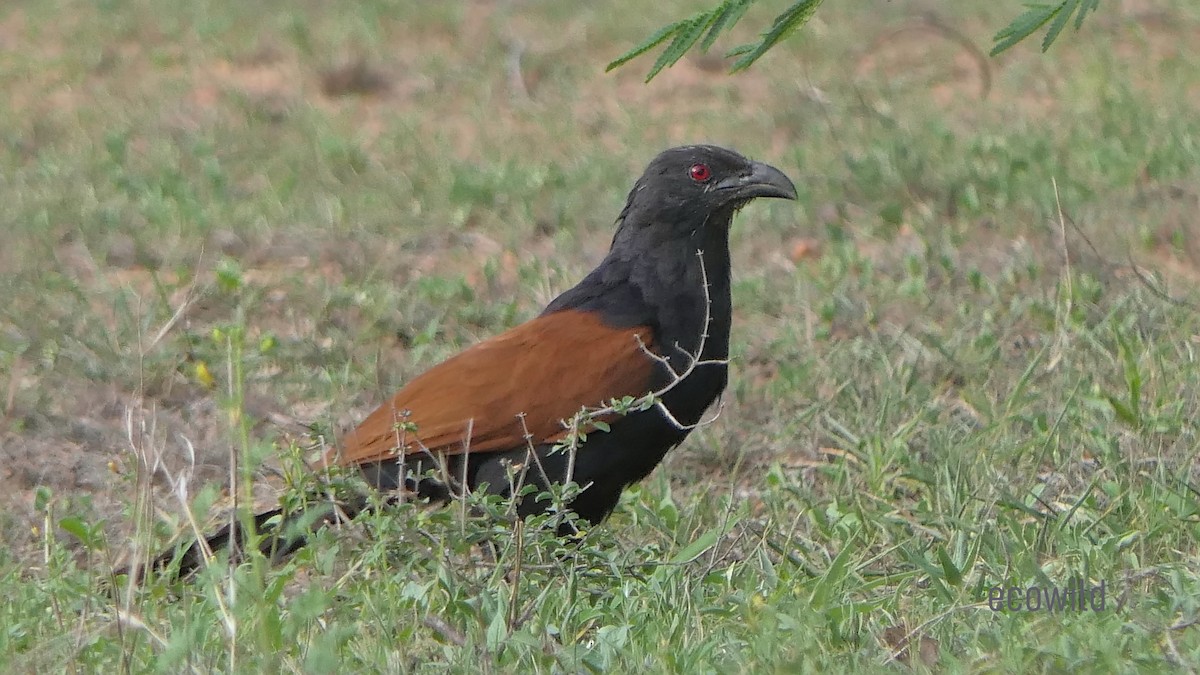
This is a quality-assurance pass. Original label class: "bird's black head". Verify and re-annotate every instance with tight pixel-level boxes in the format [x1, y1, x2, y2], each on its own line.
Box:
[618, 145, 797, 234]
[547, 144, 796, 332]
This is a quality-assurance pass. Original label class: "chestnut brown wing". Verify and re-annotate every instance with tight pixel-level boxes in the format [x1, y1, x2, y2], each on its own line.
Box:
[326, 310, 657, 467]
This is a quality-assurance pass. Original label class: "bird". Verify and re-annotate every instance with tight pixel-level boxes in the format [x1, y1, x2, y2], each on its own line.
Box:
[128, 144, 796, 580]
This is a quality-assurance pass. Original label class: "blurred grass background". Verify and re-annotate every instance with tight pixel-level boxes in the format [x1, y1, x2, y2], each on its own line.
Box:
[1, 0, 1199, 671]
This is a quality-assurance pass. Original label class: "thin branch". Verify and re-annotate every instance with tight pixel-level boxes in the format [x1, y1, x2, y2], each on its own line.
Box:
[562, 249, 728, 437]
[1126, 255, 1200, 311]
[422, 615, 467, 646]
[1045, 176, 1073, 373]
[859, 13, 992, 100]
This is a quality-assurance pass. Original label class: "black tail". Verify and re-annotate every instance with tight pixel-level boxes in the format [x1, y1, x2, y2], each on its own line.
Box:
[120, 495, 371, 582]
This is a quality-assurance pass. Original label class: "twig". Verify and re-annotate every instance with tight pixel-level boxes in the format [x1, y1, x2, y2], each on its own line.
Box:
[1126, 255, 1200, 311]
[1045, 176, 1072, 373]
[422, 615, 467, 646]
[1170, 616, 1200, 632]
[174, 437, 236, 638]
[142, 246, 205, 356]
[880, 602, 987, 666]
[504, 39, 529, 102]
[113, 610, 168, 648]
[1164, 625, 1197, 674]
[860, 13, 992, 100]
[507, 518, 523, 630]
[143, 286, 197, 356]
[3, 355, 21, 419]
[564, 250, 728, 436]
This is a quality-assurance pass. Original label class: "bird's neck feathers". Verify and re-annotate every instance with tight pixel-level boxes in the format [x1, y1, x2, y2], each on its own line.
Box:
[542, 201, 737, 364]
[605, 205, 735, 356]
[539, 200, 737, 431]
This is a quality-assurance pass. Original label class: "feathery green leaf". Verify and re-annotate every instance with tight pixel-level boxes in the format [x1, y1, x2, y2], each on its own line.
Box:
[992, 0, 1100, 56]
[730, 0, 823, 72]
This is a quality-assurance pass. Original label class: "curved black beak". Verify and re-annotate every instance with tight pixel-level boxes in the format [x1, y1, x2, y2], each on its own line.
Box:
[715, 160, 798, 200]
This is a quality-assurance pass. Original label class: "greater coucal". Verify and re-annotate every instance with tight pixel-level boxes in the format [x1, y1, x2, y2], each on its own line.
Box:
[132, 145, 796, 579]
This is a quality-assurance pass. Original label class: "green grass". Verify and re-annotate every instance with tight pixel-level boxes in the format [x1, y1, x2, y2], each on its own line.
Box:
[2, 0, 1200, 671]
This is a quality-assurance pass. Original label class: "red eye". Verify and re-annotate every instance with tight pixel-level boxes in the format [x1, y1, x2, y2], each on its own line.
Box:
[688, 163, 711, 182]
